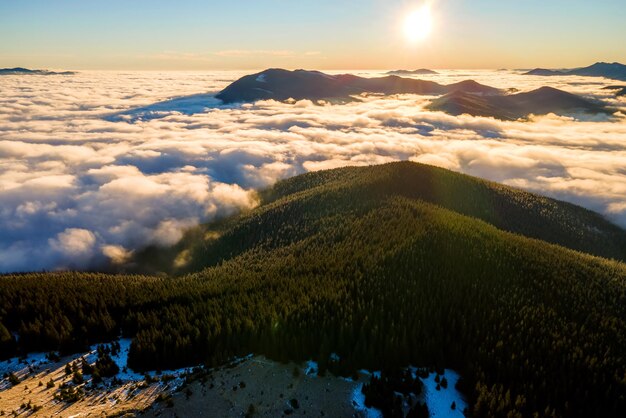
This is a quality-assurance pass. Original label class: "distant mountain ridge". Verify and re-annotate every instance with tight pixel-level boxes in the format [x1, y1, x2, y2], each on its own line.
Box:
[0, 67, 75, 76]
[386, 69, 438, 76]
[216, 68, 500, 104]
[427, 86, 610, 120]
[524, 62, 626, 81]
[216, 69, 610, 119]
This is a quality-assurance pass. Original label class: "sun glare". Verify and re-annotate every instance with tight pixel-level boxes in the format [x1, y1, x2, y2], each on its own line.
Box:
[404, 5, 433, 43]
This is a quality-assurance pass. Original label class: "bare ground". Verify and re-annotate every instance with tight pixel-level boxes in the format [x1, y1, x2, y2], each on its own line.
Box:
[1, 355, 374, 418]
[141, 356, 370, 418]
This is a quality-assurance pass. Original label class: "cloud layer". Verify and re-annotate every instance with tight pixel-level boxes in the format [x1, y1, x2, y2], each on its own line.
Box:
[0, 70, 625, 271]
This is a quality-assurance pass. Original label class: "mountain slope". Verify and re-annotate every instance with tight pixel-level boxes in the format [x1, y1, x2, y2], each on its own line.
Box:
[157, 161, 626, 276]
[2, 162, 626, 418]
[265, 161, 626, 258]
[427, 86, 610, 120]
[215, 68, 500, 103]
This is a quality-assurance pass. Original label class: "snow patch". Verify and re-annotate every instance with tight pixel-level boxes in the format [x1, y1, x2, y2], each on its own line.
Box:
[0, 337, 194, 391]
[357, 367, 466, 417]
[420, 369, 467, 416]
[107, 338, 194, 386]
[0, 351, 51, 377]
[305, 360, 318, 376]
[359, 369, 381, 379]
[110, 338, 145, 381]
[256, 74, 267, 83]
[352, 384, 384, 418]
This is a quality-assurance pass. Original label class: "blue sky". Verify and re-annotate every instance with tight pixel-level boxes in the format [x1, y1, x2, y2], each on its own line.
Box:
[1, 0, 625, 70]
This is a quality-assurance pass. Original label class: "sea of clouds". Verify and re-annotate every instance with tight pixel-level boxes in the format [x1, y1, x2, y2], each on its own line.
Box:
[0, 69, 625, 272]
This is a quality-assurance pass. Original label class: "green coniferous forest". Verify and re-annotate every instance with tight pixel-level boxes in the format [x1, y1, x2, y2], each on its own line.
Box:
[2, 162, 626, 417]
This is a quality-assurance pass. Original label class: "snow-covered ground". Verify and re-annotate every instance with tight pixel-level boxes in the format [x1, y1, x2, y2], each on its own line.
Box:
[0, 351, 51, 390]
[1, 338, 192, 390]
[354, 367, 466, 417]
[110, 338, 148, 381]
[99, 338, 194, 389]
[303, 361, 465, 417]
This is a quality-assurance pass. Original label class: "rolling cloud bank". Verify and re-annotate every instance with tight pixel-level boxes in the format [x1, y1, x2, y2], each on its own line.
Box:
[0, 70, 625, 272]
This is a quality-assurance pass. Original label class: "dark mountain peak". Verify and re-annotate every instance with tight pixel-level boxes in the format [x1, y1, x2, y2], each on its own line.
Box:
[450, 79, 481, 87]
[261, 68, 291, 75]
[216, 69, 501, 104]
[533, 85, 560, 92]
[0, 67, 75, 76]
[522, 86, 572, 97]
[255, 68, 330, 80]
[428, 86, 609, 120]
[446, 79, 501, 95]
[523, 68, 563, 76]
[524, 62, 626, 81]
[215, 69, 353, 104]
[588, 61, 625, 69]
[3, 67, 31, 72]
[574, 62, 626, 79]
[386, 69, 439, 76]
[427, 90, 518, 120]
[515, 86, 599, 108]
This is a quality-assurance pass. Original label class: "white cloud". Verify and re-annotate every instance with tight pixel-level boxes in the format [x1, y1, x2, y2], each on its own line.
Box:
[0, 70, 625, 272]
[101, 244, 133, 264]
[48, 228, 97, 268]
[151, 218, 199, 247]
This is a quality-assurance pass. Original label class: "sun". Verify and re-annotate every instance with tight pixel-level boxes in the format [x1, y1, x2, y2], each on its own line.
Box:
[404, 5, 433, 43]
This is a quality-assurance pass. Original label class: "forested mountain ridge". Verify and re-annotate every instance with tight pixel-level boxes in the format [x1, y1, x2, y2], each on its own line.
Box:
[2, 162, 626, 417]
[150, 161, 626, 275]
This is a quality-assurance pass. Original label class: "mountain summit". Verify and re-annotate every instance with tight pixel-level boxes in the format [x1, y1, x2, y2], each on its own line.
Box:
[386, 69, 439, 76]
[427, 86, 609, 120]
[216, 69, 500, 103]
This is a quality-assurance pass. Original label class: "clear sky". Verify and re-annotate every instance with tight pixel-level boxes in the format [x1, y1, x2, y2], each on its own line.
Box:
[1, 0, 625, 70]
